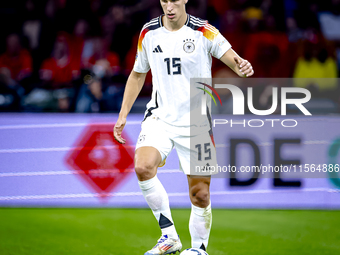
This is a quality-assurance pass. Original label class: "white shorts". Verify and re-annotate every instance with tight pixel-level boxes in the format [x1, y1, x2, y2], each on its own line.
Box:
[135, 116, 217, 175]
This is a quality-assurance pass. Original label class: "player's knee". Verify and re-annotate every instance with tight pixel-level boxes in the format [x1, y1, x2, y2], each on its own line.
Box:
[135, 162, 157, 181]
[190, 188, 210, 208]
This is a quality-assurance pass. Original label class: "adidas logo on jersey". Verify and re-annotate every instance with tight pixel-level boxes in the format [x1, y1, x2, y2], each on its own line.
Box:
[153, 45, 163, 53]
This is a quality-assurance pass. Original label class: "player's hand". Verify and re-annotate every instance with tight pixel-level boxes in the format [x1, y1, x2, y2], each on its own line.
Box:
[234, 57, 254, 77]
[113, 117, 126, 144]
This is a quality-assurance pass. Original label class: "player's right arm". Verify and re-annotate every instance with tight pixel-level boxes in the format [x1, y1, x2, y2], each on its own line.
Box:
[115, 22, 151, 143]
[114, 71, 147, 144]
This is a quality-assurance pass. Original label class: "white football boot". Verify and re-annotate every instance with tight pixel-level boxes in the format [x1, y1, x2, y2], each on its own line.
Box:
[144, 235, 182, 255]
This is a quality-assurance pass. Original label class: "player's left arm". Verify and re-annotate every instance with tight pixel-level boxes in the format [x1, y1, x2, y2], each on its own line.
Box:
[219, 48, 254, 77]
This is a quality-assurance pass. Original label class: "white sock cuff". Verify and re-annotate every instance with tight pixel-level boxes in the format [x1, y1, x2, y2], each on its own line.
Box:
[138, 175, 159, 191]
[191, 202, 211, 217]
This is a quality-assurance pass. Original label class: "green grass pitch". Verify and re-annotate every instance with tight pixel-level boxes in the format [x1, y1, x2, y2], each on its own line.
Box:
[0, 208, 339, 255]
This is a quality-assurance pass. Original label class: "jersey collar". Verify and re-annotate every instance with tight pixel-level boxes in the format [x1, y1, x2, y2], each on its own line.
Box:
[159, 14, 190, 28]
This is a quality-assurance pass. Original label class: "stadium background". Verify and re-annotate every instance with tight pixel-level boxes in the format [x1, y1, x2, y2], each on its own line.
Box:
[0, 0, 340, 254]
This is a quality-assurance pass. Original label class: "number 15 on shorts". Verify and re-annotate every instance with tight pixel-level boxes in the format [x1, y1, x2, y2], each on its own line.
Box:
[191, 139, 217, 175]
[195, 143, 212, 161]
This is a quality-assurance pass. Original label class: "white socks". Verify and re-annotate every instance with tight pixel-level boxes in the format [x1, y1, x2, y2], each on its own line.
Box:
[138, 175, 178, 239]
[138, 175, 212, 249]
[189, 203, 212, 251]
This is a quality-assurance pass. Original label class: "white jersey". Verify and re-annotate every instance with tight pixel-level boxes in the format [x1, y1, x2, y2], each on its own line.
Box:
[133, 14, 231, 135]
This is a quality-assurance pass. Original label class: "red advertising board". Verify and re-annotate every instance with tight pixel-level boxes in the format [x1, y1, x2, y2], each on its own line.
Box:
[65, 123, 135, 200]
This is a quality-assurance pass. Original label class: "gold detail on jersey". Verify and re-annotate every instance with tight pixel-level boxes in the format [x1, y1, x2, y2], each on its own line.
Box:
[158, 158, 166, 167]
[200, 23, 219, 42]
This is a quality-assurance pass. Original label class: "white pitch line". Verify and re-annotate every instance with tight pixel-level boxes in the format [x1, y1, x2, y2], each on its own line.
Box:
[1, 116, 339, 130]
[0, 144, 136, 154]
[0, 169, 182, 177]
[0, 118, 339, 130]
[0, 188, 338, 201]
[0, 121, 141, 130]
[215, 140, 330, 148]
[304, 140, 331, 145]
[0, 123, 90, 130]
[0, 192, 143, 200]
[209, 188, 340, 195]
[0, 140, 331, 154]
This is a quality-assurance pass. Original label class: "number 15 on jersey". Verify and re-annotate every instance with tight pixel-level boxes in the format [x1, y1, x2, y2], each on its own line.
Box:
[164, 58, 181, 75]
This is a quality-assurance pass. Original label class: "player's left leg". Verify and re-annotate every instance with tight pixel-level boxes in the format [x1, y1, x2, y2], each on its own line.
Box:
[173, 129, 216, 251]
[187, 175, 212, 251]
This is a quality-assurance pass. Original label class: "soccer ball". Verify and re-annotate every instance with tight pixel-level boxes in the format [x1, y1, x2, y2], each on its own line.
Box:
[180, 248, 209, 255]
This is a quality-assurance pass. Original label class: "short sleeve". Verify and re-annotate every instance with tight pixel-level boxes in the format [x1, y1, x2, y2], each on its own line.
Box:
[133, 29, 150, 73]
[210, 32, 232, 59]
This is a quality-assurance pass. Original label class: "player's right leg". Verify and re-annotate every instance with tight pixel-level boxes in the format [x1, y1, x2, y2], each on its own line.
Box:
[135, 147, 181, 255]
[135, 118, 181, 254]
[135, 146, 160, 181]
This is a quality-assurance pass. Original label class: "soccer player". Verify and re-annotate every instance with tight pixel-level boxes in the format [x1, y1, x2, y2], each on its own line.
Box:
[114, 0, 254, 254]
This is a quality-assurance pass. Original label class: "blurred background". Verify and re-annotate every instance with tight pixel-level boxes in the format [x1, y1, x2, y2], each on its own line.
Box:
[1, 2, 340, 253]
[0, 0, 340, 113]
